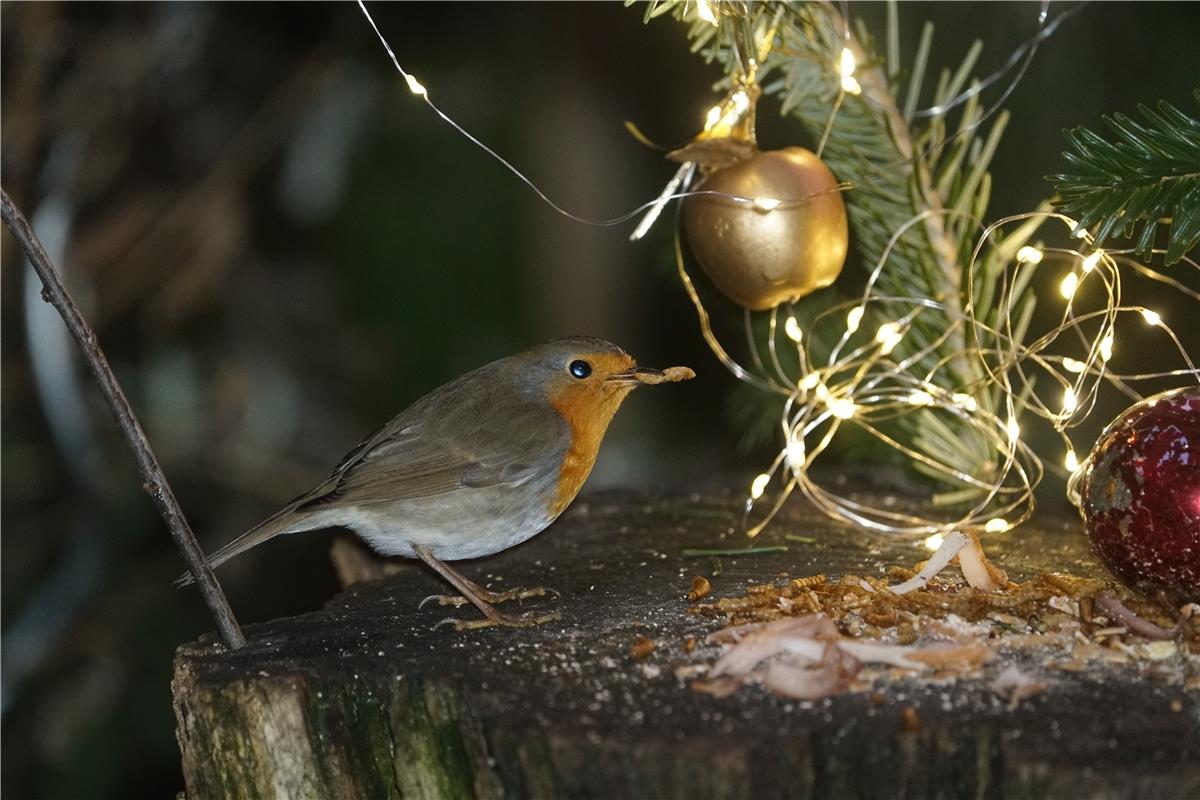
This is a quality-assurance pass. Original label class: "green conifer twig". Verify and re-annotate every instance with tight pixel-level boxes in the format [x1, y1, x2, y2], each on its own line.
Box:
[1050, 92, 1200, 265]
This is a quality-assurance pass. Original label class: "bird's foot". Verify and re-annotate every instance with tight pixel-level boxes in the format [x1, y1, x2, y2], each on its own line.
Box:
[431, 610, 561, 631]
[419, 585, 559, 609]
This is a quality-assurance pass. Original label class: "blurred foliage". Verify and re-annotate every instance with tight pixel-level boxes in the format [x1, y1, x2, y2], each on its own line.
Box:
[1, 3, 1199, 798]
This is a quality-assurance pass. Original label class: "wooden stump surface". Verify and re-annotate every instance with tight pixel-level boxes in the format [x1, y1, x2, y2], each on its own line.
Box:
[173, 487, 1199, 799]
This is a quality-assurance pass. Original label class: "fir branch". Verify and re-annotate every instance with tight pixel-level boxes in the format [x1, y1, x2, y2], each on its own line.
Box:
[644, 0, 1046, 494]
[1051, 93, 1200, 265]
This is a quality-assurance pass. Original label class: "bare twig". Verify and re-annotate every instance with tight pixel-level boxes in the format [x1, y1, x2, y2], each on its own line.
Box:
[1, 187, 246, 650]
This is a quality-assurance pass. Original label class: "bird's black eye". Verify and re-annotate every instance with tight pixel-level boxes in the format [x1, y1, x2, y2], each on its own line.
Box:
[568, 359, 592, 379]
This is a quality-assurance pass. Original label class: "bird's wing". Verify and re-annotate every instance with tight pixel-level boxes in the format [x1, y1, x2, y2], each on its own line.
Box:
[295, 389, 568, 511]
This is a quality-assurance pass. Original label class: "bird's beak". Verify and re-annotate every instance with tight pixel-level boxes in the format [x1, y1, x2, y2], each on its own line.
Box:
[607, 366, 664, 386]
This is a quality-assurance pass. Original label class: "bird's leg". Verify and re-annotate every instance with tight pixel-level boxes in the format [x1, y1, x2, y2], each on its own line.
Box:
[413, 546, 559, 630]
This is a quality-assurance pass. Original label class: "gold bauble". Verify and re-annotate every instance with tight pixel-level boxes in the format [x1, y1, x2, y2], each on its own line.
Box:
[683, 147, 848, 311]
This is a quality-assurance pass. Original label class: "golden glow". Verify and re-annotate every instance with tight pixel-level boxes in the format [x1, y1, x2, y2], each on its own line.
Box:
[1065, 449, 1079, 471]
[922, 533, 945, 551]
[875, 322, 904, 355]
[696, 0, 718, 25]
[1141, 308, 1162, 326]
[753, 197, 782, 212]
[404, 74, 427, 97]
[838, 49, 860, 93]
[704, 104, 723, 130]
[1059, 272, 1079, 300]
[703, 90, 750, 134]
[786, 438, 806, 470]
[952, 392, 978, 412]
[846, 306, 864, 334]
[828, 397, 857, 419]
[839, 48, 857, 77]
[984, 518, 1011, 533]
[750, 472, 770, 500]
[1016, 246, 1043, 265]
[1081, 250, 1103, 273]
[906, 389, 934, 406]
[785, 315, 803, 343]
[1062, 386, 1078, 415]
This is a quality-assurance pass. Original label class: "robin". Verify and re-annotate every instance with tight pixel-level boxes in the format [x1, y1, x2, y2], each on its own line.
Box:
[180, 336, 693, 629]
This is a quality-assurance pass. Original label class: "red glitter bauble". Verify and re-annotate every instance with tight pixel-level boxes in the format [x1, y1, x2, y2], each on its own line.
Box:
[1080, 387, 1200, 600]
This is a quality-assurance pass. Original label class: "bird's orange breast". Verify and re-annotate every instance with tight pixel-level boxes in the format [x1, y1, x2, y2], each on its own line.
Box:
[546, 378, 632, 517]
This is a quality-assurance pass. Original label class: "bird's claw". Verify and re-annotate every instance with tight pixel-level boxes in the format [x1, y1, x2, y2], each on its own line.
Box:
[419, 594, 470, 609]
[421, 586, 559, 609]
[430, 610, 561, 632]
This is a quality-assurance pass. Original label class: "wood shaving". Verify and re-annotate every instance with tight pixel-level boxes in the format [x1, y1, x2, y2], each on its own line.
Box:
[684, 548, 1198, 701]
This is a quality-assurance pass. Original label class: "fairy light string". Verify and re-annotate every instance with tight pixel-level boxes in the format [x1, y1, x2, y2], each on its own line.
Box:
[354, 1, 1081, 237]
[355, 1, 1198, 541]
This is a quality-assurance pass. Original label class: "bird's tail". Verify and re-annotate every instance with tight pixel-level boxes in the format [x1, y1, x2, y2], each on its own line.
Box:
[174, 506, 308, 587]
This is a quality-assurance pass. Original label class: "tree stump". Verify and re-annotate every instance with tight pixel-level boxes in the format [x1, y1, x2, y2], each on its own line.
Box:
[173, 488, 1199, 799]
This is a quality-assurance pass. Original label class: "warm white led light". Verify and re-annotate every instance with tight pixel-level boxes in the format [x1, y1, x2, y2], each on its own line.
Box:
[922, 533, 945, 551]
[1081, 250, 1103, 272]
[1065, 449, 1079, 471]
[1100, 332, 1114, 361]
[841, 75, 862, 95]
[1062, 357, 1085, 374]
[984, 518, 1011, 533]
[829, 397, 857, 419]
[1006, 416, 1020, 444]
[846, 306, 864, 333]
[1141, 308, 1162, 326]
[404, 74, 427, 97]
[786, 438, 806, 470]
[1016, 246, 1043, 265]
[750, 473, 770, 500]
[799, 371, 821, 391]
[952, 393, 978, 412]
[696, 0, 718, 25]
[1062, 386, 1078, 414]
[906, 389, 934, 406]
[1059, 272, 1079, 300]
[753, 197, 782, 212]
[785, 315, 803, 343]
[839, 47, 857, 77]
[875, 322, 903, 355]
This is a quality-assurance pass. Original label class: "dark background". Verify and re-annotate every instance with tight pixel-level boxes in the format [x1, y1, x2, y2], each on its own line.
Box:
[2, 2, 1197, 797]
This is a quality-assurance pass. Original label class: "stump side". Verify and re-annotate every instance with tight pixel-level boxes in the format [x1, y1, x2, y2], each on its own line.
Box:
[173, 488, 1200, 799]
